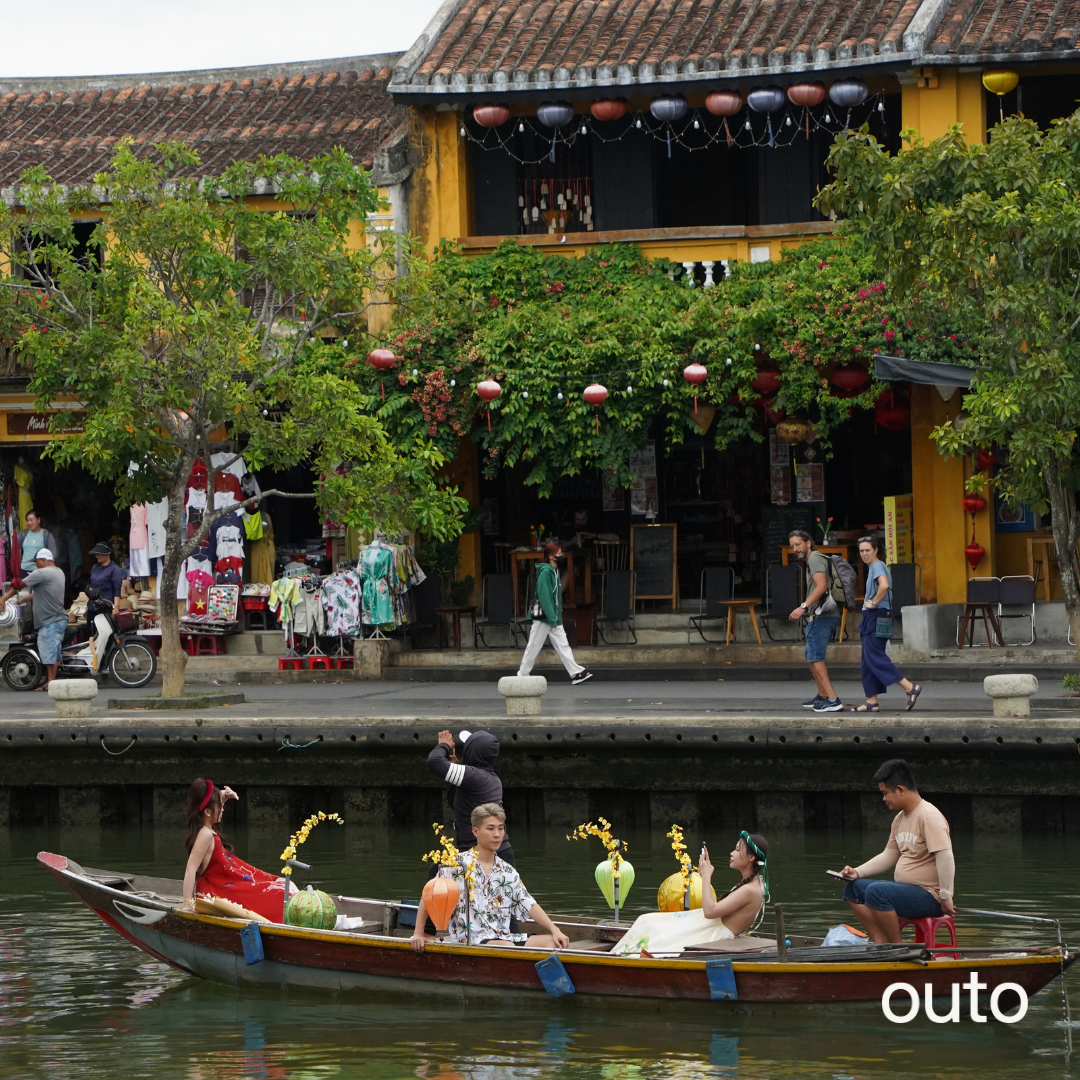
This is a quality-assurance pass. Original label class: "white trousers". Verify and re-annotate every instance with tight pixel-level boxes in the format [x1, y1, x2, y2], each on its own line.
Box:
[517, 620, 585, 677]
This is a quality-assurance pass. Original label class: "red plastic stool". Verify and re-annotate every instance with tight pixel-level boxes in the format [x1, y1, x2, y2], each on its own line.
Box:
[899, 914, 958, 957]
[332, 656, 354, 670]
[190, 635, 226, 656]
[308, 656, 333, 670]
[278, 657, 305, 671]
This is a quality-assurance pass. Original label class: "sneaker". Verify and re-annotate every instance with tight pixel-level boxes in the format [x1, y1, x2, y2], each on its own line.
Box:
[802, 695, 824, 709]
[813, 697, 844, 713]
[571, 670, 594, 685]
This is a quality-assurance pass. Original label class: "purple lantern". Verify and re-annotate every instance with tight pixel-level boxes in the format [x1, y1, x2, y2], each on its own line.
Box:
[649, 95, 688, 122]
[828, 78, 868, 108]
[537, 101, 574, 128]
[747, 86, 786, 113]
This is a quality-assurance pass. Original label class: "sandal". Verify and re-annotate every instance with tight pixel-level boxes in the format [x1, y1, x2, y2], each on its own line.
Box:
[905, 684, 923, 712]
[849, 702, 880, 713]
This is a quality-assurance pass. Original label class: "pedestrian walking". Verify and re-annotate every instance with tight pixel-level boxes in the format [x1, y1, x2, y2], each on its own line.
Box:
[788, 529, 842, 713]
[517, 542, 593, 684]
[851, 535, 922, 712]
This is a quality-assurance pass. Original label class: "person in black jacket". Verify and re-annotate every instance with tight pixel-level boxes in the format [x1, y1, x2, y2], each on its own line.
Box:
[427, 729, 515, 866]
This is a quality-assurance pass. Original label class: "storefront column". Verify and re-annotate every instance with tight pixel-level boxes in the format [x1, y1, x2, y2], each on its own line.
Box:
[910, 385, 939, 602]
[441, 438, 481, 604]
[901, 68, 987, 144]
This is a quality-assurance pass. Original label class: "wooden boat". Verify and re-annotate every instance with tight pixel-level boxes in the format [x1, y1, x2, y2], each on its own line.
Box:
[40, 851, 1077, 1006]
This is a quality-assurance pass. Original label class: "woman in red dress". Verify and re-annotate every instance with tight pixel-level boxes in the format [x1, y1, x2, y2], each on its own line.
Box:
[182, 778, 291, 922]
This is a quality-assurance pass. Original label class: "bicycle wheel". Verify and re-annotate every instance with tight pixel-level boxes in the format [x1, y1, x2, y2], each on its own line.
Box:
[2, 649, 45, 691]
[108, 638, 157, 688]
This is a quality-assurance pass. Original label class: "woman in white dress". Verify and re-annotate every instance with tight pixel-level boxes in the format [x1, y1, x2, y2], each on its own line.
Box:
[612, 831, 769, 957]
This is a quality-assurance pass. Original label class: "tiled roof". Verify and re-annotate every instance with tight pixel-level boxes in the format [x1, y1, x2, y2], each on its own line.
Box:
[0, 55, 407, 189]
[930, 0, 1080, 55]
[391, 0, 934, 94]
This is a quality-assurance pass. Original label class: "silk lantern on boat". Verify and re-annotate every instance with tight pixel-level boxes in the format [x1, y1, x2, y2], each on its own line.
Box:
[472, 104, 511, 128]
[421, 875, 461, 934]
[477, 378, 502, 431]
[594, 856, 635, 923]
[787, 81, 826, 138]
[657, 870, 715, 913]
[367, 347, 396, 401]
[747, 86, 786, 146]
[591, 98, 628, 122]
[285, 889, 338, 930]
[584, 382, 608, 433]
[705, 90, 742, 145]
[982, 69, 1019, 121]
[683, 363, 707, 413]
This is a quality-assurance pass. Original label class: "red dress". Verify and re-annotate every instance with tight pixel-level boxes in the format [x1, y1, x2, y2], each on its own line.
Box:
[196, 831, 287, 921]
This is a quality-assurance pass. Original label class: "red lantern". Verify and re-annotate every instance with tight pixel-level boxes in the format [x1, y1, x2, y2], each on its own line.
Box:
[754, 395, 785, 423]
[976, 448, 997, 471]
[962, 494, 987, 515]
[421, 875, 461, 933]
[965, 534, 986, 571]
[367, 348, 396, 400]
[584, 383, 608, 433]
[477, 379, 502, 430]
[683, 363, 707, 414]
[473, 104, 511, 128]
[751, 364, 781, 395]
[830, 362, 869, 393]
[787, 81, 826, 138]
[591, 98, 628, 122]
[705, 90, 742, 116]
[875, 392, 910, 432]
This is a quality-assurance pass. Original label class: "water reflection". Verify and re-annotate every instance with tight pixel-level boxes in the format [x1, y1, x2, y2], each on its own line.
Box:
[2, 824, 1078, 1079]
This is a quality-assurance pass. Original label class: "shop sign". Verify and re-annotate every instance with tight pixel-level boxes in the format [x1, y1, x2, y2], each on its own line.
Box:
[795, 463, 825, 503]
[5, 412, 87, 437]
[883, 494, 913, 563]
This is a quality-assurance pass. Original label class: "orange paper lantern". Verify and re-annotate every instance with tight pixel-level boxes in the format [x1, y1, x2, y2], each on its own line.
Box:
[422, 875, 461, 932]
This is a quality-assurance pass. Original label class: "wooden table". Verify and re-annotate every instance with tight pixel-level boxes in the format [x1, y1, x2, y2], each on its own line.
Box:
[510, 549, 587, 615]
[718, 598, 762, 645]
[1026, 535, 1056, 601]
[435, 606, 476, 651]
[957, 602, 1003, 649]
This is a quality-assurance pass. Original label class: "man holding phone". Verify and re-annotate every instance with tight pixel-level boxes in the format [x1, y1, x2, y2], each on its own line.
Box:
[836, 758, 956, 944]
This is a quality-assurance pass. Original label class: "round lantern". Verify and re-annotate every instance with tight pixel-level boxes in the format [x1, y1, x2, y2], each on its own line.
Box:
[759, 398, 786, 424]
[657, 870, 716, 913]
[751, 364, 781, 395]
[367, 348, 396, 400]
[982, 69, 1019, 97]
[285, 889, 338, 929]
[477, 378, 502, 431]
[747, 86, 786, 113]
[829, 362, 869, 393]
[705, 90, 742, 116]
[875, 392, 910, 432]
[965, 536, 986, 571]
[683, 362, 707, 414]
[472, 103, 511, 128]
[650, 95, 688, 122]
[537, 101, 574, 128]
[591, 98, 628, 122]
[594, 857, 635, 910]
[775, 418, 814, 444]
[829, 78, 868, 109]
[421, 875, 461, 933]
[976, 448, 997, 471]
[584, 382, 608, 433]
[787, 82, 826, 107]
[962, 493, 987, 515]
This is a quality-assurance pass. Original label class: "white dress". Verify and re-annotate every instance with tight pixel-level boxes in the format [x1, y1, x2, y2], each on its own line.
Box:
[611, 908, 735, 957]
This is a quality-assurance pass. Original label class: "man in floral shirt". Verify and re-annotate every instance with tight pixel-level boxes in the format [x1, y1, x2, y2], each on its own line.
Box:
[411, 804, 570, 951]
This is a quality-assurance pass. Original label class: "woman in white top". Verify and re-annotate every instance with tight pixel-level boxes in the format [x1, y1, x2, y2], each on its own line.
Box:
[611, 832, 769, 956]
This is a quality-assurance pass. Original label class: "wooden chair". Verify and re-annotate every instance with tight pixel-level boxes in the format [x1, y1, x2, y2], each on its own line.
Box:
[956, 577, 1002, 648]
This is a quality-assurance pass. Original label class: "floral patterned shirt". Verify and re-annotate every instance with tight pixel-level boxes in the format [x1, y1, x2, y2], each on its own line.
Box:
[439, 851, 536, 945]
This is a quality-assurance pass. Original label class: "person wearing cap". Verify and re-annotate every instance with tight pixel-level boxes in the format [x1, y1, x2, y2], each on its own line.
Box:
[88, 541, 125, 608]
[0, 548, 68, 686]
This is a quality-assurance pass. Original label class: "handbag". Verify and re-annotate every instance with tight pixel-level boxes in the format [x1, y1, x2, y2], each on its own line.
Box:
[875, 612, 894, 639]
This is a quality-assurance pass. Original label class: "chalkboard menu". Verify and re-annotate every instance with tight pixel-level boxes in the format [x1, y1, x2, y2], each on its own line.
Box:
[631, 523, 678, 608]
[761, 505, 813, 571]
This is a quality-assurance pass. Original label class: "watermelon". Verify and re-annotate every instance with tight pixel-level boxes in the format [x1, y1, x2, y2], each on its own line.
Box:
[284, 888, 337, 929]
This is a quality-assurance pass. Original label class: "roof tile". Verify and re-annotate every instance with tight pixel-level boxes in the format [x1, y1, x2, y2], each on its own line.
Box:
[931, 0, 1080, 54]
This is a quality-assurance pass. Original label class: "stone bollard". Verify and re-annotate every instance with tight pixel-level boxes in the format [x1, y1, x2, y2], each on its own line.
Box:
[983, 674, 1039, 718]
[498, 675, 547, 717]
[353, 639, 389, 680]
[48, 678, 99, 718]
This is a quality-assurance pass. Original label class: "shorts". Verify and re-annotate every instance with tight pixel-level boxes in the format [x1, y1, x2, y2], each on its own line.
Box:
[36, 617, 68, 665]
[842, 878, 942, 919]
[804, 615, 839, 664]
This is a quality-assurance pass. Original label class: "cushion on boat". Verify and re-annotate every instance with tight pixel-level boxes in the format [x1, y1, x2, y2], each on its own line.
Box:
[193, 895, 271, 923]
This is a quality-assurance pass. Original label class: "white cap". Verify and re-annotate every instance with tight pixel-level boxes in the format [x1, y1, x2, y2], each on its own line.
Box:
[35, 549, 54, 561]
[458, 730, 472, 744]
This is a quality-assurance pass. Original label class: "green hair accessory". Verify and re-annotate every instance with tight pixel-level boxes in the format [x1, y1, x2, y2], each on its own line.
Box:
[740, 829, 771, 903]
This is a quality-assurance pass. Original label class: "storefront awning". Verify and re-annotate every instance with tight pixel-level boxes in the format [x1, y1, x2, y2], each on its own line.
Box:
[873, 354, 978, 402]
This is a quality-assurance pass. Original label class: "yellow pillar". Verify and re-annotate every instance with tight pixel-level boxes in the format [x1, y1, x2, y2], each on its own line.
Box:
[410, 107, 473, 254]
[439, 438, 481, 604]
[902, 68, 987, 143]
[910, 385, 938, 602]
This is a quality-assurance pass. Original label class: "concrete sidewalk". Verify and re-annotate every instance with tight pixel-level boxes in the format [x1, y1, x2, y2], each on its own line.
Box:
[1, 676, 1076, 720]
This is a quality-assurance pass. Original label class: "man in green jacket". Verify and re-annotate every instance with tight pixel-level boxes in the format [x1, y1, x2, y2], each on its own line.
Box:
[517, 543, 593, 684]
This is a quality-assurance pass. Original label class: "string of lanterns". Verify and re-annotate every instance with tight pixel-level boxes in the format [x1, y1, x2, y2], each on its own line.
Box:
[461, 79, 885, 164]
[963, 448, 997, 570]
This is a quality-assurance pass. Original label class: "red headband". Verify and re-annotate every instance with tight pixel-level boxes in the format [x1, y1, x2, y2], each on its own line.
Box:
[197, 780, 215, 814]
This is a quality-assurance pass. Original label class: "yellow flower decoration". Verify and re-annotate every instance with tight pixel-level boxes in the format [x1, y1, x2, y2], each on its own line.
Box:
[280, 811, 344, 875]
[421, 822, 462, 867]
[569, 817, 627, 879]
[668, 824, 692, 891]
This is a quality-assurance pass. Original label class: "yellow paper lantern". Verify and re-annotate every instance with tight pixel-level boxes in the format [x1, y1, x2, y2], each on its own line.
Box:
[982, 69, 1019, 97]
[657, 870, 717, 912]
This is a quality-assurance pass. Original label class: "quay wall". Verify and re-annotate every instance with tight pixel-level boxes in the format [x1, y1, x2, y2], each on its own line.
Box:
[2, 716, 1078, 834]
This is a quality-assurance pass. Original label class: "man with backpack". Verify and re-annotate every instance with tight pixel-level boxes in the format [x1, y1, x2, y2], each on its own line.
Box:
[788, 529, 844, 712]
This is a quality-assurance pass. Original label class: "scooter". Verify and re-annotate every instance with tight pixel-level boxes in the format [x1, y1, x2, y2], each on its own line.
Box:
[1, 589, 157, 691]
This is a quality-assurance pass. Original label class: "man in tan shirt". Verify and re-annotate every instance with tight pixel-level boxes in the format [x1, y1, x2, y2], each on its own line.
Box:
[839, 758, 956, 943]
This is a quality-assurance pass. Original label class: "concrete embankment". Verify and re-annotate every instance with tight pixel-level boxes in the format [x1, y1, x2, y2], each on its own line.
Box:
[2, 714, 1078, 833]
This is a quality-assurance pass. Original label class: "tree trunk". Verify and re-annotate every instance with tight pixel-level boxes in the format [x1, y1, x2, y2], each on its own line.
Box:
[1043, 459, 1080, 650]
[159, 489, 189, 698]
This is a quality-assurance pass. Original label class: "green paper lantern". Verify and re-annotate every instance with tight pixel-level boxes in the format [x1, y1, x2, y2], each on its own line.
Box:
[594, 858, 635, 909]
[285, 888, 337, 930]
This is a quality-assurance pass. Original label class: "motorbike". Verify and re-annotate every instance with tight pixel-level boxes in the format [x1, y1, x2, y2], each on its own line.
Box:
[1, 590, 157, 691]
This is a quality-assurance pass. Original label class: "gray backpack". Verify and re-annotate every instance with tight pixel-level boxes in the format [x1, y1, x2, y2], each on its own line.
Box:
[827, 555, 860, 611]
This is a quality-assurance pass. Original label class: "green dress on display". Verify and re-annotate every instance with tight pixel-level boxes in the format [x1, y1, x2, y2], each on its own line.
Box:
[361, 543, 395, 626]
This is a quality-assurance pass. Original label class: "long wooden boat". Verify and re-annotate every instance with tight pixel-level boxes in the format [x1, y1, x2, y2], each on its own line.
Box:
[40, 851, 1077, 1006]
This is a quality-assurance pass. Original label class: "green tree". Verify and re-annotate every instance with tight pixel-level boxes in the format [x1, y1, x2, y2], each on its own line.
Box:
[820, 116, 1080, 641]
[0, 141, 466, 696]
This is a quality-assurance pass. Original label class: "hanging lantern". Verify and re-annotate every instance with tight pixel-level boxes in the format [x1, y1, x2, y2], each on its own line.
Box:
[472, 103, 511, 128]
[976, 448, 997, 471]
[750, 364, 781, 395]
[875, 392, 910, 432]
[828, 78, 868, 108]
[829, 362, 869, 393]
[787, 82, 826, 107]
[982, 69, 1019, 97]
[591, 98, 628, 122]
[477, 378, 502, 431]
[537, 101, 574, 127]
[747, 86, 786, 113]
[763, 401, 786, 425]
[965, 534, 986, 571]
[657, 870, 715, 913]
[594, 857, 636, 909]
[367, 348, 396, 401]
[421, 876, 460, 933]
[650, 95, 688, 122]
[689, 401, 716, 434]
[963, 494, 987, 515]
[775, 418, 814, 444]
[584, 382, 608, 433]
[705, 90, 742, 146]
[683, 362, 707, 413]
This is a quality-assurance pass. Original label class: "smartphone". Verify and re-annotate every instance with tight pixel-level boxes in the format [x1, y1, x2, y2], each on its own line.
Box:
[825, 870, 847, 880]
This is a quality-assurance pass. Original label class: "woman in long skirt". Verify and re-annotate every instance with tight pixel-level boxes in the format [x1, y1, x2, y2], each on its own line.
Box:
[851, 536, 922, 713]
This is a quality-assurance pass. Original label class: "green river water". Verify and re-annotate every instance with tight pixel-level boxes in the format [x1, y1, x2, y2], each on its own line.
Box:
[2, 822, 1079, 1079]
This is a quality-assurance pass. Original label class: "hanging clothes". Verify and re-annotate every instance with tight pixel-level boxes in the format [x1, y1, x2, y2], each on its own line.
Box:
[321, 567, 362, 636]
[269, 577, 302, 624]
[13, 463, 32, 529]
[360, 543, 395, 625]
[243, 510, 263, 540]
[293, 584, 327, 637]
[146, 498, 168, 560]
[249, 513, 276, 585]
[129, 504, 150, 577]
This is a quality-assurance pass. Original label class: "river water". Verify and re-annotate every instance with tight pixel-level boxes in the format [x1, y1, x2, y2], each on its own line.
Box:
[3, 822, 1079, 1079]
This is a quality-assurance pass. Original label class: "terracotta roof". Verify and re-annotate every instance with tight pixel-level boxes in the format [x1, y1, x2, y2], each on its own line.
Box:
[390, 0, 935, 94]
[0, 55, 407, 189]
[929, 0, 1080, 55]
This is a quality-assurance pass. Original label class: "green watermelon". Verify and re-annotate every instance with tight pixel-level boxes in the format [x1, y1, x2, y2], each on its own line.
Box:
[285, 888, 337, 929]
